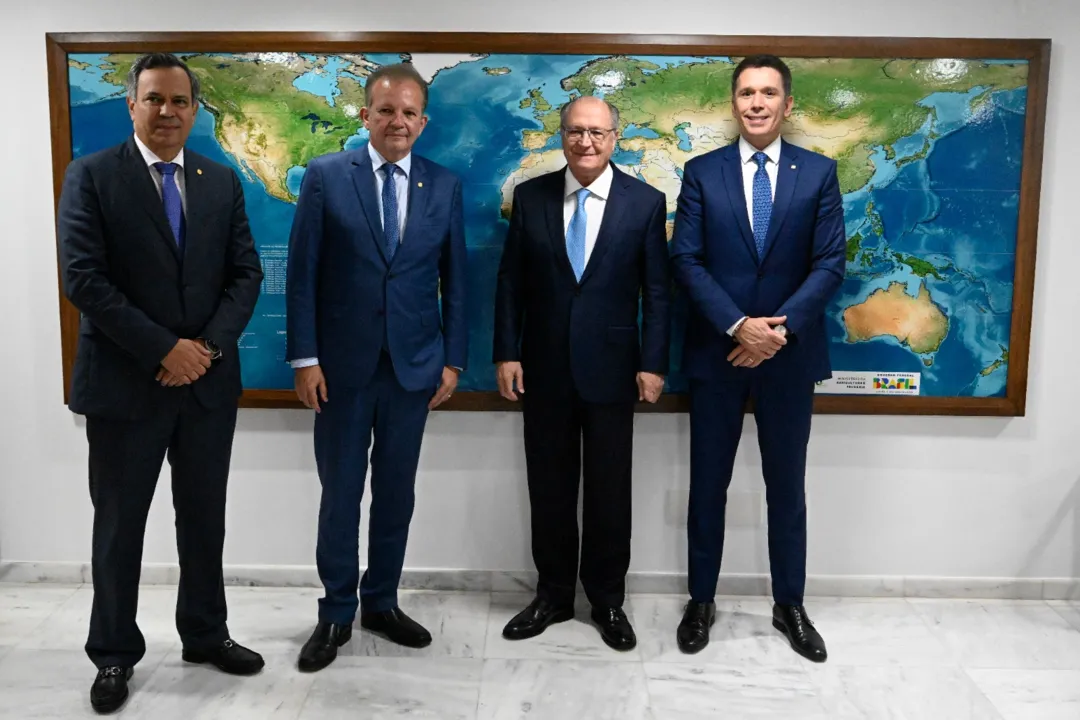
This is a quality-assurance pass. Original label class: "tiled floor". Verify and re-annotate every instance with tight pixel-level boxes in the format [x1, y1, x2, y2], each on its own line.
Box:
[2, 583, 1080, 718]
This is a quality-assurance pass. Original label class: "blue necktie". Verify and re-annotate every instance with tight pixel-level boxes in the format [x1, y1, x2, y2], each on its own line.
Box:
[566, 187, 589, 281]
[153, 162, 184, 250]
[751, 151, 772, 256]
[381, 163, 400, 261]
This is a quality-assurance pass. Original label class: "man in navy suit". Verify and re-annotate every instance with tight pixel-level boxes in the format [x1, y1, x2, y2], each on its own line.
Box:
[57, 52, 265, 714]
[286, 63, 468, 671]
[670, 55, 846, 662]
[494, 96, 671, 651]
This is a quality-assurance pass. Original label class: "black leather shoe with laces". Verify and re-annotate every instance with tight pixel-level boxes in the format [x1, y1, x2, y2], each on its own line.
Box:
[772, 604, 828, 662]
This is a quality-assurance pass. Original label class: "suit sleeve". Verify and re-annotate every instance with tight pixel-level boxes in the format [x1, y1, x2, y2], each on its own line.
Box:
[669, 161, 747, 334]
[285, 160, 324, 363]
[639, 193, 671, 375]
[492, 186, 526, 363]
[440, 178, 469, 370]
[774, 160, 847, 336]
[199, 170, 263, 349]
[58, 161, 178, 370]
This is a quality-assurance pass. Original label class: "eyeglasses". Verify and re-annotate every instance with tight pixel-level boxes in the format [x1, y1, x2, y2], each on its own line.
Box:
[561, 127, 616, 142]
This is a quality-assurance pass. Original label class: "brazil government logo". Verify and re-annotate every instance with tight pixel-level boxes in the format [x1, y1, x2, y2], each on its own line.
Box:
[815, 372, 921, 396]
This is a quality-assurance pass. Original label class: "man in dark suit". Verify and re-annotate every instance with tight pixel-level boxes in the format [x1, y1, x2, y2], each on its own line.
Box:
[286, 62, 468, 672]
[670, 55, 846, 662]
[494, 96, 671, 651]
[57, 53, 265, 714]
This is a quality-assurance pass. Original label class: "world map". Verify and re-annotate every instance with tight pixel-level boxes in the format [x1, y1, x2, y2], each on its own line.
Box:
[67, 51, 1029, 397]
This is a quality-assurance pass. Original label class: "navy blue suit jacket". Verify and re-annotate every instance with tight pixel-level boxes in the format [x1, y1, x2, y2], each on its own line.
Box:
[58, 137, 263, 419]
[493, 165, 671, 404]
[670, 140, 846, 384]
[285, 144, 468, 391]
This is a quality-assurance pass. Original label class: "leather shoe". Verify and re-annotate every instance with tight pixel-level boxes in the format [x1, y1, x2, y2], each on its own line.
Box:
[90, 666, 133, 714]
[502, 596, 574, 640]
[772, 604, 827, 662]
[591, 606, 636, 651]
[676, 601, 716, 654]
[298, 621, 353, 672]
[181, 638, 265, 675]
[360, 607, 432, 648]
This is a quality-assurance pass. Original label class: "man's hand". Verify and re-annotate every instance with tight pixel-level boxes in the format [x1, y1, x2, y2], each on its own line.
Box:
[496, 361, 525, 401]
[295, 364, 328, 412]
[637, 372, 665, 403]
[160, 339, 212, 384]
[429, 366, 460, 410]
[733, 316, 787, 361]
[727, 344, 771, 368]
[155, 368, 190, 387]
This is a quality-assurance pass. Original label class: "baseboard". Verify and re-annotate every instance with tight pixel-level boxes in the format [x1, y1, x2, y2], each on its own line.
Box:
[1, 561, 1076, 600]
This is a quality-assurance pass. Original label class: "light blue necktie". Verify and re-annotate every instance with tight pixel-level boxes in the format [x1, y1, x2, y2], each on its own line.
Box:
[153, 162, 184, 251]
[381, 163, 400, 261]
[566, 187, 589, 281]
[751, 151, 772, 256]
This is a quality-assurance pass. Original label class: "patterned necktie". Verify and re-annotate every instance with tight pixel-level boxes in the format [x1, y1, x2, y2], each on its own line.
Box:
[153, 162, 184, 250]
[566, 187, 589, 281]
[751, 151, 772, 256]
[381, 163, 400, 261]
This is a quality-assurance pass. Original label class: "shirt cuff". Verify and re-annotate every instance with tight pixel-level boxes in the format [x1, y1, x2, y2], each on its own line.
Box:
[727, 317, 748, 336]
[290, 357, 319, 368]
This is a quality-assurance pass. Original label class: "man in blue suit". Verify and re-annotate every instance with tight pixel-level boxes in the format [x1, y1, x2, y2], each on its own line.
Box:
[494, 96, 671, 651]
[286, 63, 468, 672]
[670, 55, 846, 662]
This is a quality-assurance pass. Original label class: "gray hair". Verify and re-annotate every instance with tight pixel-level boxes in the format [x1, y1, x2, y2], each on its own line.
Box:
[125, 52, 201, 102]
[559, 96, 620, 130]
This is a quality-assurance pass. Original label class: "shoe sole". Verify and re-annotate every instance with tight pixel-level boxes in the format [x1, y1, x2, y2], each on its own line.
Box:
[771, 618, 827, 663]
[181, 650, 265, 675]
[298, 630, 353, 673]
[90, 686, 129, 715]
[502, 609, 575, 640]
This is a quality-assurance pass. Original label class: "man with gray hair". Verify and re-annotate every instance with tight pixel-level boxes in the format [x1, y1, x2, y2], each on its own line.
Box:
[494, 95, 671, 650]
[57, 51, 265, 714]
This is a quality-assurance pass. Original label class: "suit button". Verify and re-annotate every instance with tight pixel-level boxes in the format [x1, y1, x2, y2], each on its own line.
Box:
[387, 273, 395, 280]
[757, 271, 764, 279]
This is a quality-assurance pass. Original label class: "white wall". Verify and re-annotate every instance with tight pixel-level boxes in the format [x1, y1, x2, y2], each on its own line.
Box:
[2, 0, 1078, 584]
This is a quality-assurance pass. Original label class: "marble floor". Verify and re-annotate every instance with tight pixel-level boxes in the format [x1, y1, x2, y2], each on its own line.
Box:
[2, 584, 1080, 719]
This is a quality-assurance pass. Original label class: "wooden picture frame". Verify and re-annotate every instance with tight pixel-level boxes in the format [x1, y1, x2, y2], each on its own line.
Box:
[46, 32, 1051, 415]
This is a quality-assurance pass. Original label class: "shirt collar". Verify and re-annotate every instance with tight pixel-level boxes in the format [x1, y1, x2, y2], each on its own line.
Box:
[739, 135, 782, 166]
[368, 142, 411, 178]
[133, 133, 185, 170]
[564, 163, 614, 200]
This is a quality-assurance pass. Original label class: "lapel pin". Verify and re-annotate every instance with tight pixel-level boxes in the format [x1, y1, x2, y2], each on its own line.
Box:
[197, 168, 203, 175]
[417, 181, 423, 188]
[790, 164, 796, 170]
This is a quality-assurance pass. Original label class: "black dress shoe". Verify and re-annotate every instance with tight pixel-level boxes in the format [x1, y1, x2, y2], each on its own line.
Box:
[502, 596, 574, 640]
[298, 621, 353, 672]
[677, 601, 716, 654]
[772, 604, 828, 662]
[591, 606, 637, 651]
[90, 666, 133, 714]
[182, 638, 265, 675]
[360, 607, 432, 648]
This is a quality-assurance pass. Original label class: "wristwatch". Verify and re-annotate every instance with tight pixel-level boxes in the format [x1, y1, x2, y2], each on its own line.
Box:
[773, 324, 788, 338]
[202, 338, 223, 361]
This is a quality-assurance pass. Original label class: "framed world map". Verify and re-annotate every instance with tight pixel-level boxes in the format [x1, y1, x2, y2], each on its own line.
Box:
[46, 32, 1050, 415]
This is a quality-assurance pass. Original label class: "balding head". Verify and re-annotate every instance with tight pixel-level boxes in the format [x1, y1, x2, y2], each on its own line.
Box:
[559, 96, 620, 186]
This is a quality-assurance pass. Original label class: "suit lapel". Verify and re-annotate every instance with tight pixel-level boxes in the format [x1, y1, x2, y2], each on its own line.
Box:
[578, 165, 628, 286]
[180, 150, 210, 276]
[117, 139, 181, 263]
[760, 140, 800, 265]
[396, 157, 428, 265]
[544, 169, 578, 284]
[350, 145, 389, 265]
[721, 146, 759, 262]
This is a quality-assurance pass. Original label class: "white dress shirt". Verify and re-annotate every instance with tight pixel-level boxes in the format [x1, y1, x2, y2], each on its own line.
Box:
[563, 163, 613, 268]
[133, 133, 187, 214]
[290, 143, 413, 369]
[727, 135, 782, 335]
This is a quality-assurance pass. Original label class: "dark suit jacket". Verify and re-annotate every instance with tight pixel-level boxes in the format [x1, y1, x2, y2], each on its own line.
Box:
[285, 144, 468, 391]
[57, 137, 263, 419]
[670, 140, 846, 383]
[493, 164, 671, 405]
